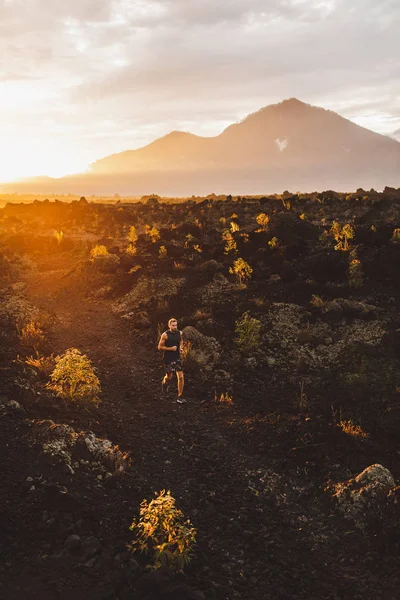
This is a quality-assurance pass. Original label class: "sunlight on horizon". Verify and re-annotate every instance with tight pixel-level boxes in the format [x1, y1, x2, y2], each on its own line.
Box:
[0, 137, 90, 183]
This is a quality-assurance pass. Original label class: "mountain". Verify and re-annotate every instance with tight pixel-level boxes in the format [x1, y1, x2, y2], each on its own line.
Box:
[2, 99, 400, 196]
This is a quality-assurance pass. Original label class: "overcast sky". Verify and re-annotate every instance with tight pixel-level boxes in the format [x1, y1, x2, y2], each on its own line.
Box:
[0, 0, 399, 179]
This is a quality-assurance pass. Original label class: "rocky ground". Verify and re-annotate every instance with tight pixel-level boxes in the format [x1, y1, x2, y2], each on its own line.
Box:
[1, 192, 400, 599]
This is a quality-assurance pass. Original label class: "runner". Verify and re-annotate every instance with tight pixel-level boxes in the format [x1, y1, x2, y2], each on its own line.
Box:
[158, 318, 186, 403]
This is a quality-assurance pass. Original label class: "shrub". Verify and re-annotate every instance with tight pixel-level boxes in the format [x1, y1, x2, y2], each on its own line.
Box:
[339, 420, 369, 439]
[310, 294, 325, 308]
[25, 353, 56, 377]
[158, 245, 167, 259]
[229, 257, 253, 285]
[331, 222, 354, 251]
[144, 225, 161, 243]
[129, 490, 197, 573]
[90, 245, 119, 272]
[222, 230, 237, 255]
[19, 320, 45, 354]
[391, 228, 400, 243]
[54, 230, 64, 245]
[47, 348, 101, 405]
[348, 250, 363, 289]
[235, 312, 262, 354]
[268, 236, 279, 249]
[127, 225, 138, 245]
[256, 213, 270, 231]
[90, 244, 109, 259]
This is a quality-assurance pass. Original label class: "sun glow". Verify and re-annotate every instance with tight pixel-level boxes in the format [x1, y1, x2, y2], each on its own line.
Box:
[0, 132, 89, 183]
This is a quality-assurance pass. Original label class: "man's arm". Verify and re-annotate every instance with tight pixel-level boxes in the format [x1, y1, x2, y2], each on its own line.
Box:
[158, 332, 177, 352]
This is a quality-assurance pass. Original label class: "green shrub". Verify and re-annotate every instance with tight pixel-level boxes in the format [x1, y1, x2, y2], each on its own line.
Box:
[235, 312, 262, 354]
[47, 348, 101, 405]
[129, 490, 197, 573]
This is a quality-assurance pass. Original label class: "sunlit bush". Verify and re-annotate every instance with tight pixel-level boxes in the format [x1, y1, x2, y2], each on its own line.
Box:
[229, 257, 253, 285]
[47, 348, 101, 405]
[129, 490, 197, 573]
[90, 244, 119, 272]
[25, 353, 56, 377]
[19, 320, 45, 354]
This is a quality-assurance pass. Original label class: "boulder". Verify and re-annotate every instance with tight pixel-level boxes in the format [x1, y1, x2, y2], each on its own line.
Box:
[329, 464, 399, 533]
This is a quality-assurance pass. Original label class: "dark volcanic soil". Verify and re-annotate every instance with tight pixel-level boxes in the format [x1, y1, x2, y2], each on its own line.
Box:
[1, 251, 398, 600]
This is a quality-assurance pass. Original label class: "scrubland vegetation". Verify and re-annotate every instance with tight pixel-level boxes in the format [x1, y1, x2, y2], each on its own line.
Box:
[1, 186, 400, 599]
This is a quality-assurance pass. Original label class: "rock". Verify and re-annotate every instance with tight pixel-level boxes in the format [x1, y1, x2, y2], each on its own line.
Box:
[81, 536, 101, 559]
[64, 534, 81, 550]
[83, 557, 97, 568]
[6, 400, 26, 417]
[329, 464, 399, 532]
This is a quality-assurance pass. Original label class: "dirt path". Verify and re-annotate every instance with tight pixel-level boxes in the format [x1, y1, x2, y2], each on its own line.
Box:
[18, 257, 394, 600]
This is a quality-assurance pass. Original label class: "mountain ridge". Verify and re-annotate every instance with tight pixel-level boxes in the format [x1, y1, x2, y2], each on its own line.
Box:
[2, 98, 400, 195]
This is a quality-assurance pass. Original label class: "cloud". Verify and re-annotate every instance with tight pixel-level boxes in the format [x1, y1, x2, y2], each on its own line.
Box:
[0, 0, 399, 174]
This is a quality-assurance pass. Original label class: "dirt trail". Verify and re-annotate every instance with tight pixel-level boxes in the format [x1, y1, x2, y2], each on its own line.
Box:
[19, 257, 392, 600]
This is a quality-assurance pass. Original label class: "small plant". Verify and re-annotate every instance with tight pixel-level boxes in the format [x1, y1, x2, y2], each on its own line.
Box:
[127, 225, 138, 245]
[268, 236, 279, 249]
[90, 244, 109, 259]
[129, 490, 197, 573]
[391, 228, 400, 243]
[54, 230, 64, 245]
[173, 261, 185, 269]
[158, 245, 167, 259]
[90, 245, 119, 271]
[145, 225, 161, 243]
[310, 294, 325, 308]
[230, 220, 240, 233]
[20, 320, 45, 354]
[348, 250, 363, 289]
[229, 257, 253, 286]
[331, 222, 354, 251]
[47, 348, 101, 406]
[339, 420, 369, 439]
[256, 212, 269, 232]
[235, 311, 262, 354]
[193, 244, 202, 254]
[214, 391, 233, 405]
[222, 229, 237, 255]
[25, 353, 56, 377]
[127, 226, 138, 255]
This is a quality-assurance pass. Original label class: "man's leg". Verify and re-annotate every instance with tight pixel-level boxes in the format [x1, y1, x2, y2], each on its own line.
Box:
[177, 370, 184, 398]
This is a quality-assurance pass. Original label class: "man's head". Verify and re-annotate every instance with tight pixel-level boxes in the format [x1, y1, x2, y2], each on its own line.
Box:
[168, 317, 178, 331]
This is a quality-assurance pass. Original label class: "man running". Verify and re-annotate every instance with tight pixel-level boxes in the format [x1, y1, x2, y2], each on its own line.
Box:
[158, 318, 186, 403]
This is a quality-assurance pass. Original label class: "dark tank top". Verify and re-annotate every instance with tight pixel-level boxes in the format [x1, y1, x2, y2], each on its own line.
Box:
[164, 330, 181, 363]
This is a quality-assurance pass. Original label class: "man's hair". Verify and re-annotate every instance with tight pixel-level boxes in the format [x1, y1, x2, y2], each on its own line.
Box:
[168, 317, 177, 327]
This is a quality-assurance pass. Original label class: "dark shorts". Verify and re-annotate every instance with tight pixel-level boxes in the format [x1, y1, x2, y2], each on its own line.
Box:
[164, 359, 183, 374]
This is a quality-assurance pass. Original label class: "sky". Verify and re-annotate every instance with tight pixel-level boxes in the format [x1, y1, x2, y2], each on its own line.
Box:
[0, 0, 399, 181]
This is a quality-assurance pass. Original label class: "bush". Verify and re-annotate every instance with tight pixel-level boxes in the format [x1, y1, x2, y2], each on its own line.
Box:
[129, 490, 197, 573]
[25, 353, 56, 378]
[90, 245, 119, 272]
[47, 348, 101, 405]
[235, 312, 262, 354]
[229, 257, 253, 285]
[19, 320, 45, 354]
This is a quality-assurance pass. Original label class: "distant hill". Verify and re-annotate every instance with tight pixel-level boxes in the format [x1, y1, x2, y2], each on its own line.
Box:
[3, 99, 400, 195]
